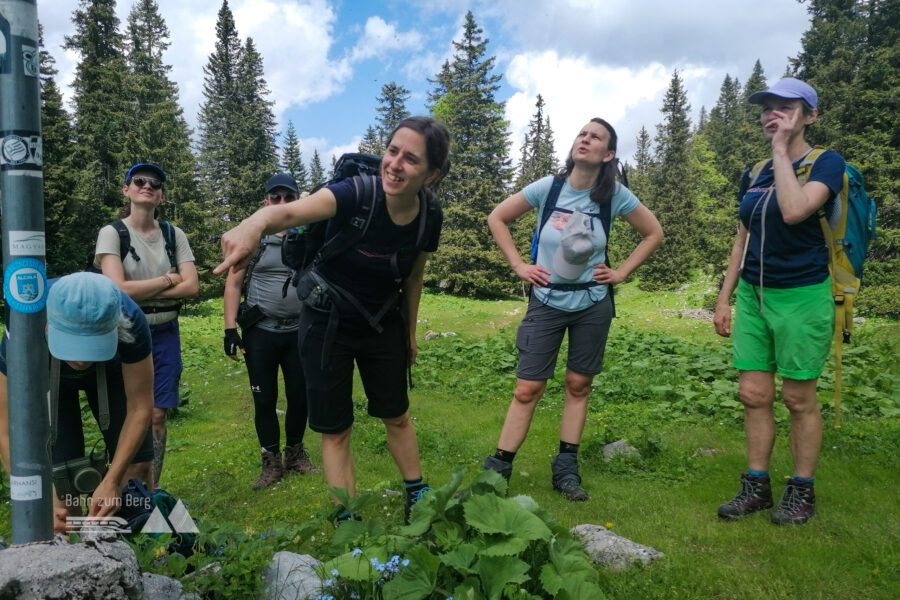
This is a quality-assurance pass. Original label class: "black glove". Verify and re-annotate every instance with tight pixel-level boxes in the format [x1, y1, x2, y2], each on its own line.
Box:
[224, 328, 243, 356]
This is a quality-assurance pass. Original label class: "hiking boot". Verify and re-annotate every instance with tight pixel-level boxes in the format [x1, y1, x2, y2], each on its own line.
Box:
[283, 443, 319, 475]
[404, 485, 433, 524]
[482, 455, 512, 482]
[334, 508, 362, 527]
[551, 453, 588, 502]
[252, 450, 284, 490]
[771, 479, 816, 525]
[717, 473, 774, 519]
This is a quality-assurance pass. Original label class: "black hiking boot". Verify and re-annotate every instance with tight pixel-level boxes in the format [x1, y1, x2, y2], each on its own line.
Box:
[771, 479, 816, 525]
[482, 455, 513, 482]
[718, 473, 774, 519]
[404, 485, 433, 524]
[551, 453, 588, 502]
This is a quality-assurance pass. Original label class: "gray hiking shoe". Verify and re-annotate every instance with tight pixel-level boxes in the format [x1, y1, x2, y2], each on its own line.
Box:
[283, 443, 319, 475]
[718, 473, 774, 520]
[551, 453, 588, 502]
[770, 479, 815, 525]
[482, 455, 513, 482]
[252, 450, 284, 490]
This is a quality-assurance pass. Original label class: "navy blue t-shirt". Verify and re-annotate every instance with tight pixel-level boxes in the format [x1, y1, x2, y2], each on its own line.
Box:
[316, 177, 442, 327]
[738, 150, 845, 289]
[0, 280, 152, 376]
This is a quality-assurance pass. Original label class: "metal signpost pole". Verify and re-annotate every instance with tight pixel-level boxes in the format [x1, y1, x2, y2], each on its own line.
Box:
[0, 0, 53, 543]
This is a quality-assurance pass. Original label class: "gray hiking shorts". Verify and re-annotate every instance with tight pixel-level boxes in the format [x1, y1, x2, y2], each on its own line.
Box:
[515, 293, 613, 380]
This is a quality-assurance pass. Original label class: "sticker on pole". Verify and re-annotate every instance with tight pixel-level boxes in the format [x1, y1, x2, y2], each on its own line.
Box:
[0, 131, 43, 171]
[4, 258, 47, 313]
[10, 475, 42, 501]
[7, 230, 46, 256]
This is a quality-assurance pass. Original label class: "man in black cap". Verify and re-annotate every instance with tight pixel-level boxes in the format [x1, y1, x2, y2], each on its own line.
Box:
[223, 174, 318, 489]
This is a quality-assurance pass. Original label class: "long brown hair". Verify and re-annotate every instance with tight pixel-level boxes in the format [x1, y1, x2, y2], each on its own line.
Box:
[558, 117, 621, 206]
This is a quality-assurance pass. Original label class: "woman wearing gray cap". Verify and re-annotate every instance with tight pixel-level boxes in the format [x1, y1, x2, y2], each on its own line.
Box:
[713, 78, 845, 525]
[223, 174, 319, 490]
[483, 118, 662, 501]
[94, 163, 198, 487]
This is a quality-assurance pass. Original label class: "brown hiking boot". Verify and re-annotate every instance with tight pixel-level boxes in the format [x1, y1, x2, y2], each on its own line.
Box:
[283, 443, 319, 475]
[252, 450, 284, 490]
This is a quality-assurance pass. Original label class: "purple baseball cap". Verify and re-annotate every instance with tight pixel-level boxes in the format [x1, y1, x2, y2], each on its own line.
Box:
[748, 78, 818, 108]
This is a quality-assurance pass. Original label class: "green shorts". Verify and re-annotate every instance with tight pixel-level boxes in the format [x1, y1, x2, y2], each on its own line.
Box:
[733, 278, 833, 380]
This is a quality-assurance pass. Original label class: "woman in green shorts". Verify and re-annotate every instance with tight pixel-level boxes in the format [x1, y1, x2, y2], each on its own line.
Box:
[713, 78, 845, 525]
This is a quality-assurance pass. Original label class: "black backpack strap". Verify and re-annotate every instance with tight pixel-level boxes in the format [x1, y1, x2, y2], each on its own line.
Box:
[241, 237, 269, 298]
[598, 197, 616, 317]
[111, 219, 140, 264]
[314, 175, 378, 266]
[160, 221, 178, 271]
[531, 175, 565, 262]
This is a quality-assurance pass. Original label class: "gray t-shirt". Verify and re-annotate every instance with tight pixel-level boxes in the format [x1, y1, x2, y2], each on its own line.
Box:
[245, 234, 302, 332]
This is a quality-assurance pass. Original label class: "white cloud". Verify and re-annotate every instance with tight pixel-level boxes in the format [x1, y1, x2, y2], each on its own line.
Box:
[505, 51, 670, 165]
[349, 16, 421, 63]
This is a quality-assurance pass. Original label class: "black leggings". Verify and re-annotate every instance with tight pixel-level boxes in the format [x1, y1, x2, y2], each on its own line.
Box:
[243, 327, 308, 452]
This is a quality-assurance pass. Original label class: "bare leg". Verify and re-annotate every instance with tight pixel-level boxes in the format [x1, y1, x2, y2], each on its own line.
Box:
[559, 371, 593, 444]
[497, 379, 547, 452]
[781, 378, 822, 478]
[321, 428, 355, 501]
[383, 412, 422, 481]
[738, 370, 777, 472]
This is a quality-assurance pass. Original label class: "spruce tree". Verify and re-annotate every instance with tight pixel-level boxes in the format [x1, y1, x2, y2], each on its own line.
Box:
[358, 125, 382, 154]
[281, 121, 308, 191]
[427, 11, 513, 296]
[704, 74, 745, 188]
[39, 26, 79, 276]
[63, 0, 131, 241]
[514, 94, 557, 190]
[640, 70, 699, 289]
[375, 81, 411, 144]
[309, 149, 325, 189]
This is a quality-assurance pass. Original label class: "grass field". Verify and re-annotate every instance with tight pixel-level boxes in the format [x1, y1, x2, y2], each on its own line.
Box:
[1, 280, 898, 599]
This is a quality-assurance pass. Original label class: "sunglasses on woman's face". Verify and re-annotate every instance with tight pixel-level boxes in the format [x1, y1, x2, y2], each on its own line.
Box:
[131, 176, 163, 190]
[267, 192, 297, 203]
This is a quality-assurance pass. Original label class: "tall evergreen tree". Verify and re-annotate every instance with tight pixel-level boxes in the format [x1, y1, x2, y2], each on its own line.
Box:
[281, 121, 308, 191]
[197, 0, 242, 221]
[358, 125, 382, 155]
[39, 25, 79, 277]
[514, 94, 557, 190]
[427, 11, 513, 296]
[790, 0, 899, 312]
[704, 74, 745, 187]
[122, 0, 209, 281]
[640, 70, 700, 289]
[309, 149, 325, 189]
[63, 0, 131, 240]
[737, 59, 771, 171]
[375, 81, 411, 146]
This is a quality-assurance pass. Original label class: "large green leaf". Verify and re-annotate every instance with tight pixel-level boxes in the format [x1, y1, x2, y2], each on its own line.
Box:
[473, 555, 531, 600]
[479, 533, 530, 557]
[452, 578, 485, 600]
[382, 544, 440, 600]
[440, 542, 478, 573]
[463, 494, 552, 541]
[322, 547, 386, 583]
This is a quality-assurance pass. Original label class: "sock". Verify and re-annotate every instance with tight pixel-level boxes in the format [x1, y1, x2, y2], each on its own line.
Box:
[262, 444, 279, 454]
[493, 448, 516, 464]
[404, 477, 426, 493]
[747, 469, 769, 478]
[559, 441, 580, 454]
[791, 474, 815, 483]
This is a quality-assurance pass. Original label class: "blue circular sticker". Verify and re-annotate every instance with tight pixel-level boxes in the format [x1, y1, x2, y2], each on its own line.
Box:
[4, 258, 47, 313]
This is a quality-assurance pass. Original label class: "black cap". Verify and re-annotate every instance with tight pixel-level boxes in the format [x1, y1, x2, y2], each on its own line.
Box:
[265, 174, 298, 194]
[126, 163, 166, 183]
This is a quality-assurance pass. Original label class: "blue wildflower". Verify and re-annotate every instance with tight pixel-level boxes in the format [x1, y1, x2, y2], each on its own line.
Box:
[401, 558, 410, 567]
[330, 568, 339, 576]
[323, 579, 333, 586]
[351, 548, 363, 557]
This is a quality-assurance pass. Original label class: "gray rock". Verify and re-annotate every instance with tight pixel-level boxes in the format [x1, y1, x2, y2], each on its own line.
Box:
[602, 439, 641, 461]
[0, 536, 142, 599]
[424, 331, 440, 340]
[142, 572, 200, 600]
[572, 524, 664, 570]
[260, 552, 323, 600]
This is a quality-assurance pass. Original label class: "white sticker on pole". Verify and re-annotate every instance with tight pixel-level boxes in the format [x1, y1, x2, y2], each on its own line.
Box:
[10, 475, 42, 501]
[7, 230, 45, 256]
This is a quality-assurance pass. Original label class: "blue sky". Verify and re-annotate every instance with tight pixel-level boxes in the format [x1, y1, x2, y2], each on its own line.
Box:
[38, 0, 813, 167]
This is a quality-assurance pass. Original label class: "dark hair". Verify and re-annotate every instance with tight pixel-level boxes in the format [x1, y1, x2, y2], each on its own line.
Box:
[386, 116, 451, 192]
[559, 117, 621, 206]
